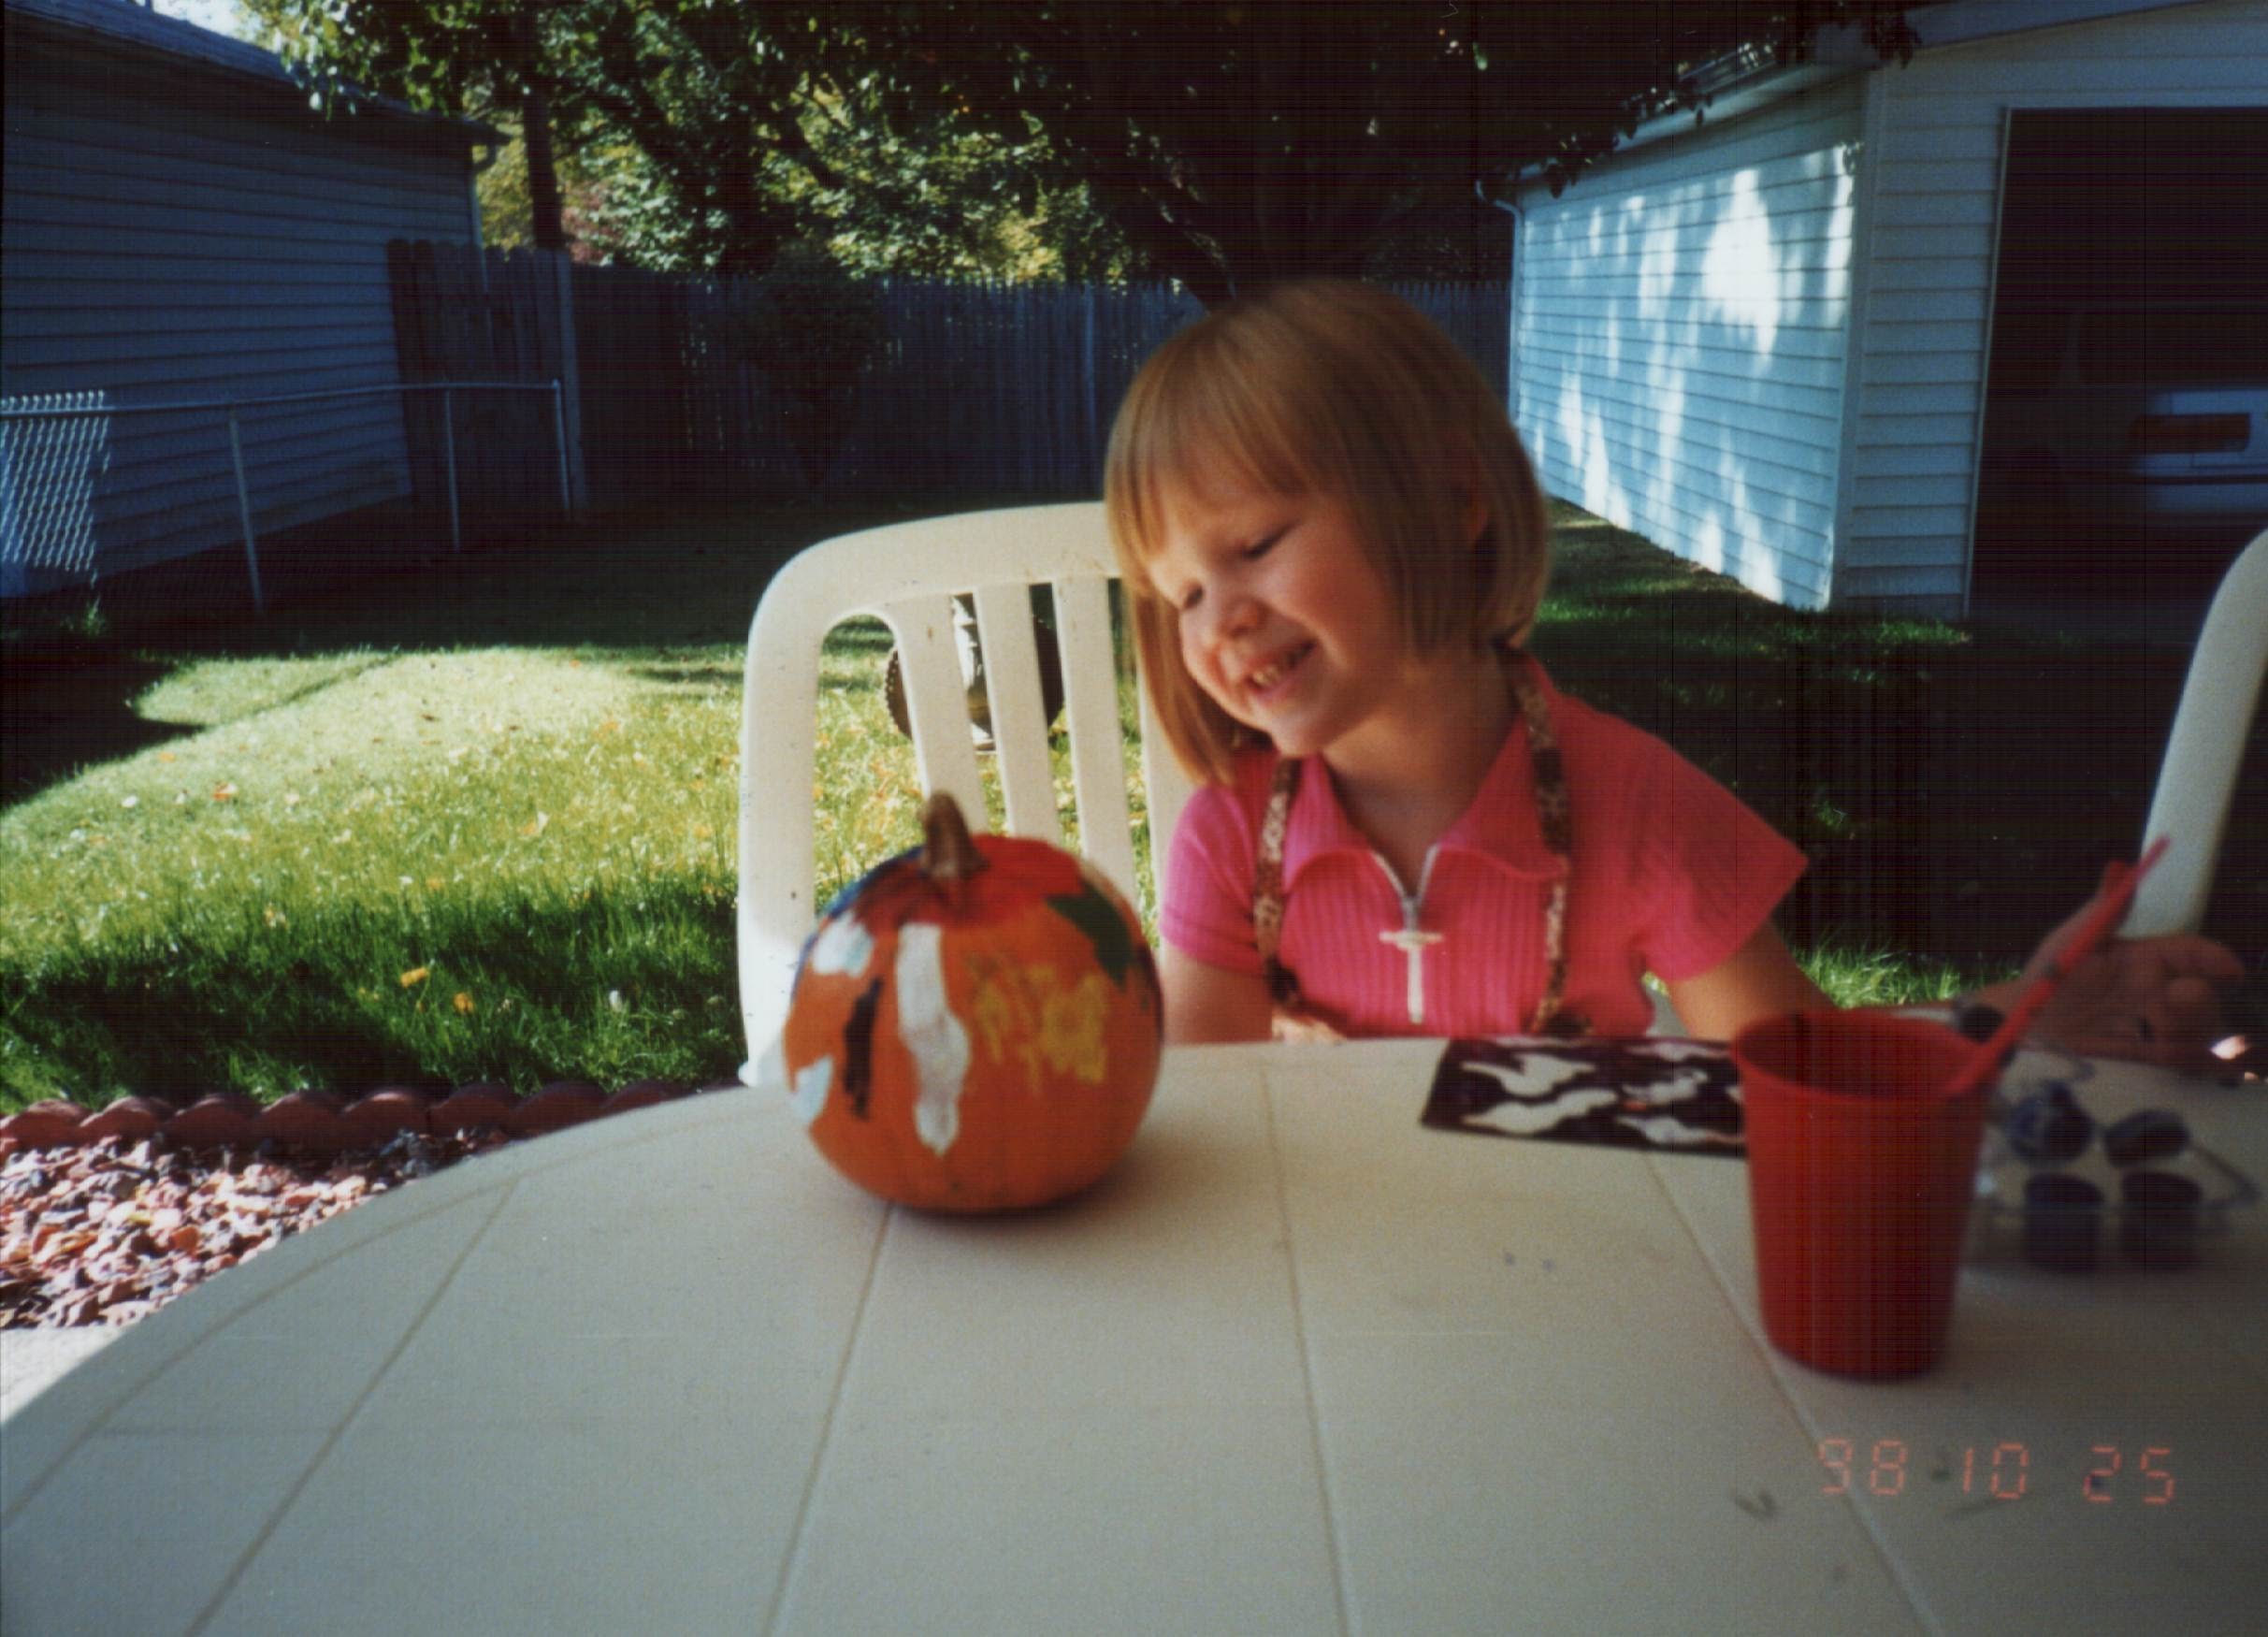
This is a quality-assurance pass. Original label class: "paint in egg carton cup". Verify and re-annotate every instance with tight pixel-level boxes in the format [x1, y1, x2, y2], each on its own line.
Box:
[1962, 1057, 2259, 1270]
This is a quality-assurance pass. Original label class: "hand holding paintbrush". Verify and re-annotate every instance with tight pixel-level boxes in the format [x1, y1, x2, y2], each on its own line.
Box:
[1956, 836, 2247, 1081]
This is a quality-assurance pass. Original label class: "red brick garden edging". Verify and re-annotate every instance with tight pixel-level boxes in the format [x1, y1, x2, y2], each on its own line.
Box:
[0, 1078, 747, 1164]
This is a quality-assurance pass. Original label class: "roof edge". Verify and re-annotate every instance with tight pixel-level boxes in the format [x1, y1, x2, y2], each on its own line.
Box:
[5, 0, 502, 145]
[1504, 0, 2220, 199]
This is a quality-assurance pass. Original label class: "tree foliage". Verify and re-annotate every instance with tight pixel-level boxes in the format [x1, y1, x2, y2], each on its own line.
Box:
[851, 1, 1921, 302]
[744, 241, 884, 486]
[243, 0, 1141, 279]
[244, 1, 864, 275]
[245, 1, 1920, 295]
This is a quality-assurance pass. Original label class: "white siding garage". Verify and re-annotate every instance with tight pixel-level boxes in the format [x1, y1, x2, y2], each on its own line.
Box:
[1510, 75, 1863, 610]
[1505, 0, 2268, 616]
[2, 0, 495, 598]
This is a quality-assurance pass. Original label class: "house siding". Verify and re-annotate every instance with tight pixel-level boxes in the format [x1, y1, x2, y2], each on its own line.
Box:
[2, 15, 484, 595]
[1508, 0, 2266, 616]
[1510, 76, 1866, 610]
[1840, 0, 2268, 611]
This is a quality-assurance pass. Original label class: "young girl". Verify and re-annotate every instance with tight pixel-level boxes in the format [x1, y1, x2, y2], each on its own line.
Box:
[1103, 280, 2240, 1064]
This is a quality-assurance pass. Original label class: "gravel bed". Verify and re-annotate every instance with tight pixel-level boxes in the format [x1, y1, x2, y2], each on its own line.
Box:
[1, 1128, 522, 1330]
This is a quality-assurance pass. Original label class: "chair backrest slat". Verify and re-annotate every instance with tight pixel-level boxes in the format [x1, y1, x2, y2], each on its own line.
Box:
[1054, 574, 1139, 903]
[1136, 644, 1194, 886]
[886, 593, 989, 827]
[973, 583, 1062, 846]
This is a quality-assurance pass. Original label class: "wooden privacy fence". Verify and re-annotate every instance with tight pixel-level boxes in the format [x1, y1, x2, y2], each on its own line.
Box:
[385, 248, 1509, 506]
[843, 282, 1202, 495]
[386, 242, 587, 522]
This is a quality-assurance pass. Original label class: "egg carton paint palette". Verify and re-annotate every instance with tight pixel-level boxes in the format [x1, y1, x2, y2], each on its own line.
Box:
[1424, 1037, 1746, 1154]
[1964, 1140, 2259, 1263]
[1965, 1051, 2260, 1266]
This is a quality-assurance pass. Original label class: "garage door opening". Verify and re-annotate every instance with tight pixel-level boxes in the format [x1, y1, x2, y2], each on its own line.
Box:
[1972, 107, 2268, 614]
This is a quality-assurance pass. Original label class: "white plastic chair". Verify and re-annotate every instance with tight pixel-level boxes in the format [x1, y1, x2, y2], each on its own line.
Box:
[2122, 527, 2268, 938]
[735, 502, 1194, 1074]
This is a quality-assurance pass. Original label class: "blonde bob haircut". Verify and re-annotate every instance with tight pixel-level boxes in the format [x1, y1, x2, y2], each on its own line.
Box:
[1105, 279, 1551, 787]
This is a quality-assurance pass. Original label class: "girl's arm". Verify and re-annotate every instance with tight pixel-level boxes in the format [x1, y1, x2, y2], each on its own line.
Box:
[1159, 947, 1278, 1043]
[1664, 898, 2241, 1072]
[1661, 920, 1829, 1043]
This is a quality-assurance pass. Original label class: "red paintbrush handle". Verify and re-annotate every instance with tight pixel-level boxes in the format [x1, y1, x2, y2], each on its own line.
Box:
[1943, 835, 2171, 1097]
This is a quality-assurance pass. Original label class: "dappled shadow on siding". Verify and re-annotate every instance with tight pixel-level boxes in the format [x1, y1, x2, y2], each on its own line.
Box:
[1520, 133, 1856, 611]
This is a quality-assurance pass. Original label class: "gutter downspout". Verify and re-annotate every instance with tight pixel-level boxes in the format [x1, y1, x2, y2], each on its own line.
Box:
[1477, 181, 1524, 418]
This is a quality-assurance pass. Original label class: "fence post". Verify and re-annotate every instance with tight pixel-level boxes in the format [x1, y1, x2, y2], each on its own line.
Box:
[543, 251, 588, 511]
[551, 380, 571, 514]
[1082, 284, 1100, 487]
[441, 387, 461, 553]
[224, 404, 265, 612]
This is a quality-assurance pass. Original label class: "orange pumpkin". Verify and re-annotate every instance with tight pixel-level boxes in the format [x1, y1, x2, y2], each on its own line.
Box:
[773, 792, 1163, 1211]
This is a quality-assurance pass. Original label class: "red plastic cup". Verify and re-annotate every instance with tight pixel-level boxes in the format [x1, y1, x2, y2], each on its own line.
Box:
[1735, 1009, 1993, 1378]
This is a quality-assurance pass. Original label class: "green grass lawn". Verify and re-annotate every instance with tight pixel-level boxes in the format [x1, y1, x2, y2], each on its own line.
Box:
[3, 496, 2258, 1110]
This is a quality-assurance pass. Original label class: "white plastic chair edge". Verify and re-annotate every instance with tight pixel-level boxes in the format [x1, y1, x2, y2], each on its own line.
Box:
[735, 501, 1195, 1076]
[2122, 528, 2267, 939]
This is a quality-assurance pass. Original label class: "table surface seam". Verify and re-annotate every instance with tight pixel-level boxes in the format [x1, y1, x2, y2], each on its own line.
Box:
[182, 1175, 524, 1637]
[2, 1177, 508, 1528]
[1265, 1078, 1354, 1637]
[1643, 1152, 1938, 1636]
[5, 1094, 761, 1520]
[762, 1197, 891, 1637]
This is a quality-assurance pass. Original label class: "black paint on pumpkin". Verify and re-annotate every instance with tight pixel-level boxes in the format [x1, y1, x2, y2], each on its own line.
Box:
[843, 978, 885, 1118]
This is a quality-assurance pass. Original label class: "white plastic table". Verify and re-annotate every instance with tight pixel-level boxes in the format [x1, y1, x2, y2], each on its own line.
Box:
[6, 1039, 2262, 1633]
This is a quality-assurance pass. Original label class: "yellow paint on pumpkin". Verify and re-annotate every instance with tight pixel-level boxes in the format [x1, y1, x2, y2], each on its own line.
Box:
[1040, 973, 1111, 1083]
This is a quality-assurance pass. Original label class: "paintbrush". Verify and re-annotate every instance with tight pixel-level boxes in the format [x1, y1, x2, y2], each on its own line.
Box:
[1943, 834, 2173, 1100]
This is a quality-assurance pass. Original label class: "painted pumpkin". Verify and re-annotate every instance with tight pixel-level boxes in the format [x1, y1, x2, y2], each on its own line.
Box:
[771, 792, 1163, 1211]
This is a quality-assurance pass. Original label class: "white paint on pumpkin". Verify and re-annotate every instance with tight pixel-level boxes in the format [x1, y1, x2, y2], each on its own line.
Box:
[788, 1055, 834, 1126]
[895, 922, 971, 1155]
[808, 914, 875, 978]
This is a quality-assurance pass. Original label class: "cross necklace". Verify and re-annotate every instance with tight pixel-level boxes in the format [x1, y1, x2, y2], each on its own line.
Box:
[1372, 847, 1445, 1026]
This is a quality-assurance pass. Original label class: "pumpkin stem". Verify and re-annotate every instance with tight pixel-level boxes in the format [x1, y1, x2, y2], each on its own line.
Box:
[920, 792, 987, 883]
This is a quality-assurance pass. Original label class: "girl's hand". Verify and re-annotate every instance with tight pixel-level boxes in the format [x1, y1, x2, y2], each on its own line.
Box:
[2009, 884, 2246, 1073]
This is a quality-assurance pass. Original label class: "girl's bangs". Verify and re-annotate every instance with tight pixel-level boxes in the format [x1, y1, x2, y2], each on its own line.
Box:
[1116, 332, 1318, 572]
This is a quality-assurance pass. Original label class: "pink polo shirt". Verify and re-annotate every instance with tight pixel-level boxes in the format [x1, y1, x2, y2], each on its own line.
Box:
[1160, 662, 1809, 1038]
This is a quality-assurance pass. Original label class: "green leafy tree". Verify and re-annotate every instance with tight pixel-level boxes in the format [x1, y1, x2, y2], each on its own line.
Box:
[242, 0, 864, 276]
[745, 240, 885, 487]
[787, 94, 1142, 283]
[244, 0, 1139, 280]
[852, 1, 1921, 303]
[246, 1, 1920, 296]
[493, 83, 1142, 281]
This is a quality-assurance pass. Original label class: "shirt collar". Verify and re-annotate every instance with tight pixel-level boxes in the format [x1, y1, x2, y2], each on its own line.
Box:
[1279, 654, 1567, 889]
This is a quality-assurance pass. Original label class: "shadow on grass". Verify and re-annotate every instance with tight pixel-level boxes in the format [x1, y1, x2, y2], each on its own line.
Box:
[0, 489, 998, 808]
[0, 642, 197, 804]
[3, 878, 745, 1104]
[7, 490, 2257, 1032]
[1531, 521, 2263, 977]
